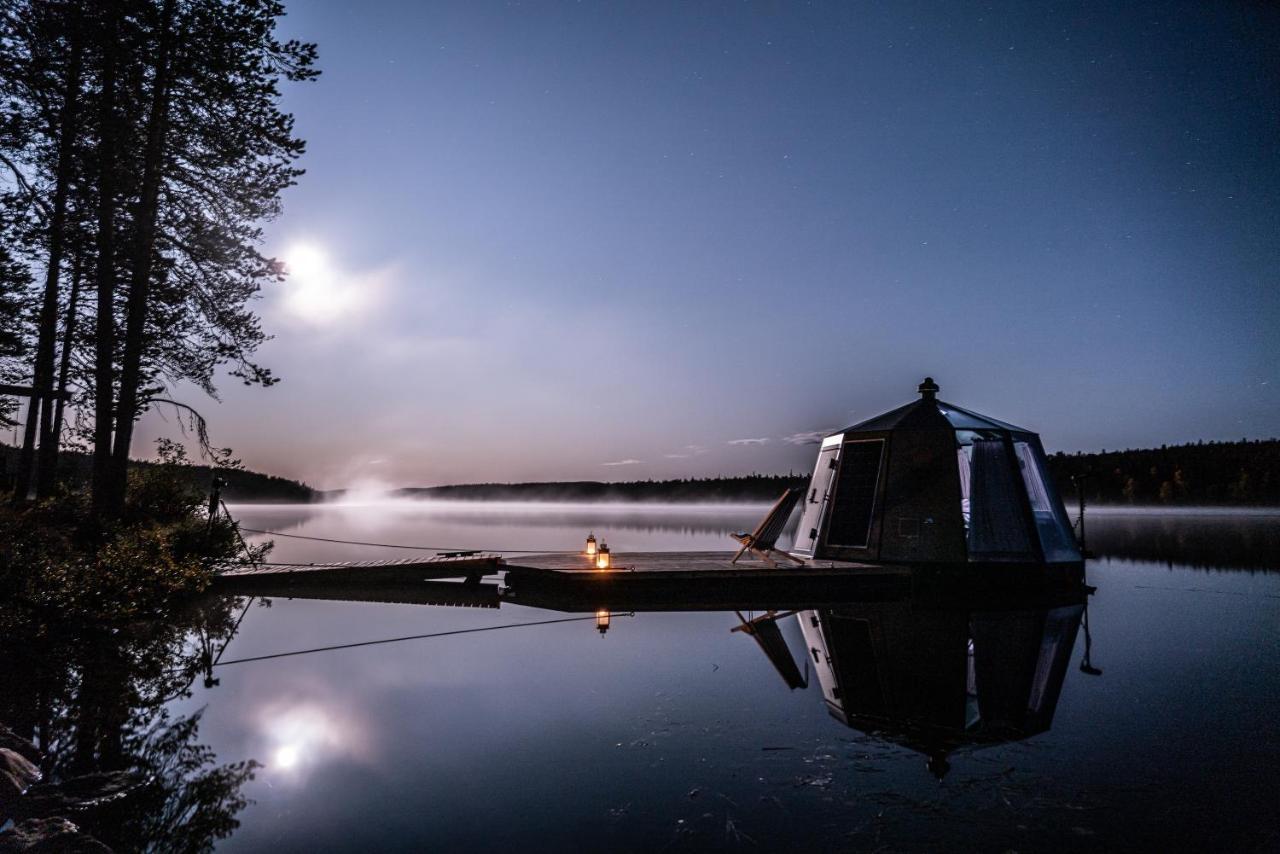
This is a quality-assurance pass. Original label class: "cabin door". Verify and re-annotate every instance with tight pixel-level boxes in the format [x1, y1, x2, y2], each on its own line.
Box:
[792, 437, 842, 557]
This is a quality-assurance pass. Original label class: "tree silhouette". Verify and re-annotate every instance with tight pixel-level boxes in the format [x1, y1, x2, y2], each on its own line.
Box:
[0, 0, 319, 515]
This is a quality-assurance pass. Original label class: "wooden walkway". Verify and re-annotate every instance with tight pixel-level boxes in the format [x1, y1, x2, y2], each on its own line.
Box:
[214, 554, 503, 590]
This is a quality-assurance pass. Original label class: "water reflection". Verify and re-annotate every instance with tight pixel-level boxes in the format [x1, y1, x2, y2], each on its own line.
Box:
[793, 600, 1085, 778]
[1085, 510, 1280, 572]
[0, 598, 259, 850]
[727, 593, 1089, 779]
[4, 507, 1278, 851]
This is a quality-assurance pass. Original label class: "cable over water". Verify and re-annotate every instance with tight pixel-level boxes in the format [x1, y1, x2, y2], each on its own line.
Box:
[236, 526, 582, 555]
[213, 613, 635, 666]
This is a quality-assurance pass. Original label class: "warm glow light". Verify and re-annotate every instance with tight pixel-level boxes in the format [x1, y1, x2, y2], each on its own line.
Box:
[596, 608, 610, 635]
[596, 544, 611, 570]
[585, 532, 597, 556]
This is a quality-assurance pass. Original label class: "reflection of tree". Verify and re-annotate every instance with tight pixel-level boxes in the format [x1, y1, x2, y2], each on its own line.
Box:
[100, 710, 258, 853]
[0, 595, 258, 852]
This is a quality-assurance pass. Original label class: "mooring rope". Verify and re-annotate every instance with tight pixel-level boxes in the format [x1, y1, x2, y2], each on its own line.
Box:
[236, 526, 581, 555]
[213, 612, 635, 666]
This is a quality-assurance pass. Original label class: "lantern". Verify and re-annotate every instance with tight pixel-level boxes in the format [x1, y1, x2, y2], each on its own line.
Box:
[596, 608, 611, 635]
[596, 543, 611, 570]
[585, 532, 597, 557]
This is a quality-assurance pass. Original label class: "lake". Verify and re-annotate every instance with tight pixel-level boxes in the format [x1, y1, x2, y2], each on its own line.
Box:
[3, 502, 1279, 852]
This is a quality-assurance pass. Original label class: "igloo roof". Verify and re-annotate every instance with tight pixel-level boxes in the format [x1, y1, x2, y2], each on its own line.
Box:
[836, 378, 1032, 436]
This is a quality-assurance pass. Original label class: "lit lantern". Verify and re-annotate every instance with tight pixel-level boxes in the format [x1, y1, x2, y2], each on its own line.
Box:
[596, 543, 611, 570]
[585, 532, 597, 557]
[596, 608, 611, 635]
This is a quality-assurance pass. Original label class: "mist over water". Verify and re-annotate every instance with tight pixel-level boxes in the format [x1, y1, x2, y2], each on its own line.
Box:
[232, 498, 783, 564]
[230, 499, 1280, 573]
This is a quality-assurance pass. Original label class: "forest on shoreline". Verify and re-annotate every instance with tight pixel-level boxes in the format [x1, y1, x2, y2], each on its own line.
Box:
[9, 438, 1274, 506]
[376, 439, 1280, 506]
[0, 442, 314, 503]
[1047, 439, 1278, 506]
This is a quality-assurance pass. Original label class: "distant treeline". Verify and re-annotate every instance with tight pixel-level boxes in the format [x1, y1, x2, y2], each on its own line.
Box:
[1046, 439, 1280, 506]
[11, 438, 1272, 507]
[393, 474, 809, 504]
[390, 440, 1280, 506]
[0, 443, 315, 503]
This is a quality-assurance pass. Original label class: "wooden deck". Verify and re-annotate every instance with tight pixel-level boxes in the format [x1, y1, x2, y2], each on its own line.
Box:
[501, 550, 915, 611]
[501, 550, 877, 573]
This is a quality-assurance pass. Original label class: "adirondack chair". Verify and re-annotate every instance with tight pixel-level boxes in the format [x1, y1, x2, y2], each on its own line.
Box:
[730, 488, 805, 566]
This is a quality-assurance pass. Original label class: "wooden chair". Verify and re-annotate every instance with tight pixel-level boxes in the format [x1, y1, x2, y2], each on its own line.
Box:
[730, 488, 805, 566]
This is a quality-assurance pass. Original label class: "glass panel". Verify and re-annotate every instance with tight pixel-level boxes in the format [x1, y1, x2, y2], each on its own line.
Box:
[939, 407, 1003, 430]
[792, 443, 841, 556]
[1026, 604, 1084, 721]
[826, 439, 885, 548]
[957, 446, 972, 531]
[966, 439, 1035, 561]
[1014, 441, 1082, 563]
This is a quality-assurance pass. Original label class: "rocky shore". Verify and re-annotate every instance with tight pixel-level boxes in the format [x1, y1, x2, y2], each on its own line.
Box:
[0, 723, 119, 853]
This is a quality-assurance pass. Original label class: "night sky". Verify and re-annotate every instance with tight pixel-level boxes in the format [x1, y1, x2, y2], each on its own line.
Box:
[137, 1, 1279, 488]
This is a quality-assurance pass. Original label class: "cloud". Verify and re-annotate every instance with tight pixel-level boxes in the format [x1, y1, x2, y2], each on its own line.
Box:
[728, 438, 770, 446]
[663, 453, 690, 459]
[602, 458, 643, 466]
[782, 430, 829, 446]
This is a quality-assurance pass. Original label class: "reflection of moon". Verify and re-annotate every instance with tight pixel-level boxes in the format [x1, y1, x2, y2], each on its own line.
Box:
[260, 700, 368, 781]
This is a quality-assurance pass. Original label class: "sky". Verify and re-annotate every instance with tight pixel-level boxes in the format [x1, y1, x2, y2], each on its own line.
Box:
[133, 0, 1279, 489]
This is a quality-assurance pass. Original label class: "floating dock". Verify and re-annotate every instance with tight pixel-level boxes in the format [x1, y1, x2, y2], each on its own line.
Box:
[214, 549, 1081, 613]
[500, 551, 912, 611]
[214, 554, 503, 595]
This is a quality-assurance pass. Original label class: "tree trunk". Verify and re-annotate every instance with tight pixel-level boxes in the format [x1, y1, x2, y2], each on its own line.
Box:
[90, 2, 121, 519]
[49, 249, 84, 476]
[107, 0, 178, 513]
[13, 10, 83, 502]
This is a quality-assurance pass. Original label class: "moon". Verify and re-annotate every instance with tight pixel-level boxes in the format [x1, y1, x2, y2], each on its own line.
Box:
[282, 243, 350, 324]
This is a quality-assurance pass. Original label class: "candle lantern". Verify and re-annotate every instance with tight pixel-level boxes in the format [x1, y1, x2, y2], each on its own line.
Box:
[585, 532, 597, 557]
[596, 543, 611, 570]
[595, 608, 611, 635]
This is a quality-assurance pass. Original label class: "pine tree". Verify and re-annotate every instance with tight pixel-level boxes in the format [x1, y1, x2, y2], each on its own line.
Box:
[0, 0, 318, 516]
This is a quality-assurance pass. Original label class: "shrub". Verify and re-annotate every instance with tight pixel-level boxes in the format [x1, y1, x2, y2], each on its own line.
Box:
[0, 442, 265, 626]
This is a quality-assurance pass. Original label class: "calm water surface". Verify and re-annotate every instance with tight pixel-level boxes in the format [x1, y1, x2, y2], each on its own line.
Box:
[3, 503, 1279, 852]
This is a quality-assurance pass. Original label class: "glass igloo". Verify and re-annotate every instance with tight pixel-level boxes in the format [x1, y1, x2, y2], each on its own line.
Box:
[790, 378, 1080, 566]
